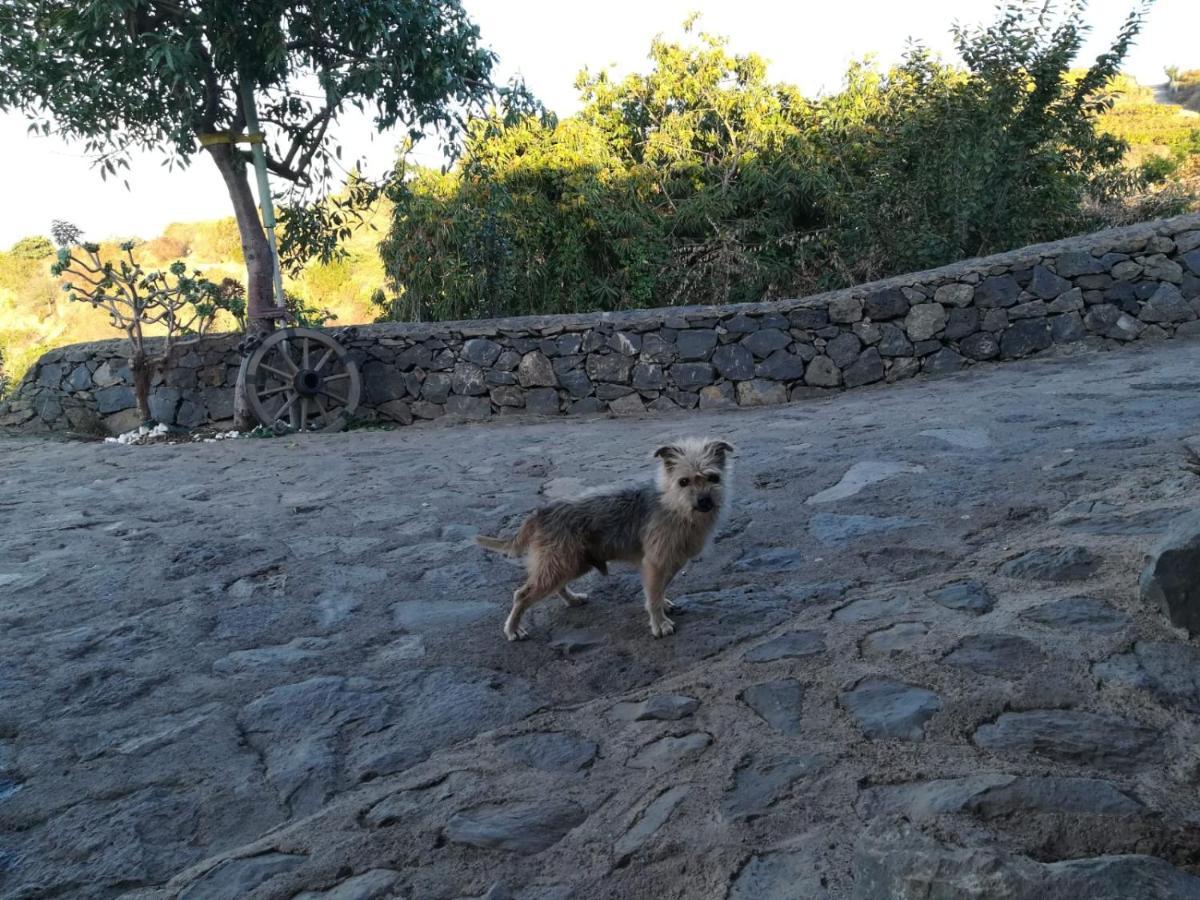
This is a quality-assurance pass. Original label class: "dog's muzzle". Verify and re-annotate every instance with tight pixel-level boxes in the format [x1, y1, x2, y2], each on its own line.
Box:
[696, 496, 715, 513]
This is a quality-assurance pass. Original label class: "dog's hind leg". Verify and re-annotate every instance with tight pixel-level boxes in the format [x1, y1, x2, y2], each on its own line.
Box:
[504, 552, 575, 642]
[558, 585, 588, 607]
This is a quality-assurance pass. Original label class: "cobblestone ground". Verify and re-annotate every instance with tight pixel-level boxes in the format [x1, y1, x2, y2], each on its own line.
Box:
[3, 341, 1200, 899]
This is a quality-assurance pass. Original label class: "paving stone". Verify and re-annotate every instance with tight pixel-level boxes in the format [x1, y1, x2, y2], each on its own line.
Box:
[998, 546, 1100, 582]
[740, 679, 805, 734]
[627, 733, 712, 770]
[942, 633, 1046, 678]
[179, 852, 308, 900]
[1094, 641, 1200, 712]
[974, 710, 1159, 770]
[1021, 597, 1130, 633]
[861, 622, 927, 656]
[293, 870, 403, 900]
[1140, 510, 1200, 635]
[928, 581, 995, 614]
[614, 785, 689, 860]
[722, 755, 827, 822]
[809, 513, 920, 543]
[744, 630, 826, 662]
[841, 677, 940, 741]
[612, 695, 700, 721]
[832, 595, 913, 623]
[444, 800, 587, 852]
[498, 732, 598, 772]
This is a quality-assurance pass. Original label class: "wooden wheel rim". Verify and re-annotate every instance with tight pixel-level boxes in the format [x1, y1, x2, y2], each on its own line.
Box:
[241, 328, 361, 433]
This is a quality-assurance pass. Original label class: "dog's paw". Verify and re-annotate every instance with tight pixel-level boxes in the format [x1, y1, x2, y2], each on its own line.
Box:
[650, 616, 676, 638]
[505, 626, 529, 642]
[562, 592, 588, 607]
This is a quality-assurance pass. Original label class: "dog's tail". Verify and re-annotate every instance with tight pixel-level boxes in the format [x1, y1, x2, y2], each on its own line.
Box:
[475, 516, 536, 557]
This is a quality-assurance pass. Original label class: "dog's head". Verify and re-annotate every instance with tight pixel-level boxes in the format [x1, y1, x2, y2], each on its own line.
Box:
[654, 438, 734, 517]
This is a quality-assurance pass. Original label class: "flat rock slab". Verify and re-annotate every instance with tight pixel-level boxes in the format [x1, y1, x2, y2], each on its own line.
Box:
[740, 679, 805, 734]
[293, 869, 402, 900]
[1140, 510, 1200, 634]
[974, 710, 1160, 770]
[919, 428, 991, 449]
[998, 546, 1101, 582]
[744, 630, 826, 662]
[1021, 597, 1130, 633]
[861, 622, 927, 656]
[928, 581, 995, 614]
[627, 733, 712, 770]
[855, 824, 1200, 900]
[809, 513, 922, 543]
[612, 694, 700, 721]
[178, 852, 308, 900]
[942, 633, 1047, 678]
[728, 847, 832, 900]
[805, 460, 925, 505]
[497, 732, 598, 772]
[841, 677, 941, 741]
[864, 775, 1142, 821]
[723, 755, 828, 821]
[832, 595, 914, 623]
[1095, 641, 1200, 712]
[444, 800, 588, 852]
[614, 785, 689, 860]
[733, 547, 804, 572]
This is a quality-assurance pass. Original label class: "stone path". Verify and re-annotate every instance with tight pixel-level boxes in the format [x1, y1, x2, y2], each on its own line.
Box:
[3, 339, 1200, 898]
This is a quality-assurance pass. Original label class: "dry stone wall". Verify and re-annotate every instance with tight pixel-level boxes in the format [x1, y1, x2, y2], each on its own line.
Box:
[3, 212, 1200, 435]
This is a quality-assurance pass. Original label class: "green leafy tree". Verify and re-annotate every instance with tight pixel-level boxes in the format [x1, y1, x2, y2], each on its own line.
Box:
[0, 0, 524, 327]
[381, 3, 1169, 322]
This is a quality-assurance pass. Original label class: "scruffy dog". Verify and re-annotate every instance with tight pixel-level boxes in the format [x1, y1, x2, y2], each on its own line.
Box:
[476, 438, 733, 641]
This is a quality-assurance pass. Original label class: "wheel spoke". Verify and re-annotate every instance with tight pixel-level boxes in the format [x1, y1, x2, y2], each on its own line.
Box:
[314, 393, 331, 425]
[299, 396, 309, 431]
[275, 393, 298, 426]
[302, 337, 311, 370]
[260, 363, 292, 382]
[313, 347, 335, 373]
[277, 341, 299, 374]
[320, 387, 347, 405]
[324, 372, 351, 383]
[259, 384, 290, 399]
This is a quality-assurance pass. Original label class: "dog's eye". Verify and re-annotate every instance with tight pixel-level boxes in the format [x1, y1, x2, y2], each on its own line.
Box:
[707, 474, 721, 484]
[678, 477, 690, 488]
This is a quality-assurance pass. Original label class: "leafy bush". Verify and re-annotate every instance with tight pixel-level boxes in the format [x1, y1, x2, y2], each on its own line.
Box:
[380, 3, 1192, 322]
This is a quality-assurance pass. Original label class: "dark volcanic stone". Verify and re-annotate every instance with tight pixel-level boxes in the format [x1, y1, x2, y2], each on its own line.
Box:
[943, 307, 978, 340]
[998, 546, 1100, 582]
[444, 800, 587, 852]
[740, 679, 805, 735]
[843, 349, 885, 387]
[1000, 320, 1052, 358]
[974, 710, 1159, 770]
[960, 331, 1000, 361]
[1021, 597, 1130, 633]
[744, 630, 826, 662]
[929, 581, 995, 614]
[723, 755, 827, 821]
[628, 733, 712, 770]
[178, 853, 307, 900]
[942, 634, 1046, 678]
[974, 275, 1020, 308]
[612, 695, 700, 721]
[1094, 641, 1200, 712]
[841, 677, 940, 741]
[876, 323, 913, 357]
[923, 348, 965, 374]
[1029, 265, 1071, 299]
[740, 329, 791, 358]
[498, 732, 598, 772]
[864, 288, 910, 320]
[711, 343, 756, 380]
[1055, 250, 1106, 277]
[755, 350, 807, 380]
[1140, 511, 1200, 635]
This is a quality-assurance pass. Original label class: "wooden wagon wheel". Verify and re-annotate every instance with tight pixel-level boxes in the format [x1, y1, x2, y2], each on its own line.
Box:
[239, 328, 361, 433]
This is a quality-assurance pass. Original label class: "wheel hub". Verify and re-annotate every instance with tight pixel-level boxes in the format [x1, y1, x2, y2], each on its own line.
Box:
[293, 369, 322, 397]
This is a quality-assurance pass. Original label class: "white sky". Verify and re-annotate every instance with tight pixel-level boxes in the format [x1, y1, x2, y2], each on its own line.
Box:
[0, 0, 1194, 248]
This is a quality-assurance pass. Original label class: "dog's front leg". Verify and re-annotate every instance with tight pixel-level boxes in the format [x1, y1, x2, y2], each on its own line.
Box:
[641, 560, 676, 638]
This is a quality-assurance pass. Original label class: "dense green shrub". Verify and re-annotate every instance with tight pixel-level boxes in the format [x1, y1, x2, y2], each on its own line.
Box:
[380, 2, 1191, 322]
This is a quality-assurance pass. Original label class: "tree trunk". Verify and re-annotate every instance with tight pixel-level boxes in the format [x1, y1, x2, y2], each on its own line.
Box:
[131, 350, 152, 425]
[206, 141, 276, 429]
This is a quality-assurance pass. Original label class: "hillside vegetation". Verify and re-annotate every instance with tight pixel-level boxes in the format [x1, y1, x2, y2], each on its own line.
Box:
[2, 18, 1198, 394]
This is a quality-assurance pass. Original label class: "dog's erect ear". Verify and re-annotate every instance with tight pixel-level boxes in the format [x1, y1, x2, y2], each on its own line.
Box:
[654, 445, 682, 467]
[707, 440, 734, 465]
